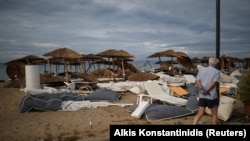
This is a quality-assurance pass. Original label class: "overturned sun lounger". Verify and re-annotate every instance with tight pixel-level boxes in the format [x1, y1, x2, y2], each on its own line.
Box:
[138, 81, 188, 106]
[131, 101, 150, 118]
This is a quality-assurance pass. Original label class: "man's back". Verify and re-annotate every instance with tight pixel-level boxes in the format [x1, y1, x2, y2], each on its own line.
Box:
[197, 66, 220, 99]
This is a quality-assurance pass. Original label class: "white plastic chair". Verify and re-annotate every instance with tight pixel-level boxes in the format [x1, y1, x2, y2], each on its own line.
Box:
[60, 82, 76, 92]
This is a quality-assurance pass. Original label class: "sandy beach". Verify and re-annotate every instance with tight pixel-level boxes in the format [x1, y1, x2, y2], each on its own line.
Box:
[0, 81, 249, 141]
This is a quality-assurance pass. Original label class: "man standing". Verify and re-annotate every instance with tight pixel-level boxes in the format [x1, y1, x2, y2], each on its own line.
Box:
[193, 57, 220, 125]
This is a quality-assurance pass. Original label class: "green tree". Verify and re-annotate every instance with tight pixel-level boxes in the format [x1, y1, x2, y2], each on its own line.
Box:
[238, 69, 250, 102]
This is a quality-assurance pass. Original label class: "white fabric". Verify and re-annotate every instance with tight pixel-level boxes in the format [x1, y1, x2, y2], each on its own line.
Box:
[61, 101, 133, 111]
[24, 87, 55, 95]
[183, 74, 196, 84]
[161, 75, 186, 84]
[220, 72, 239, 85]
[205, 95, 236, 121]
[230, 69, 241, 77]
[97, 81, 139, 92]
[142, 81, 188, 106]
[128, 86, 141, 94]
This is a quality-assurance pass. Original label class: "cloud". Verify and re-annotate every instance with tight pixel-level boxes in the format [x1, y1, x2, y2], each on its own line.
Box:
[32, 42, 64, 48]
[0, 0, 249, 63]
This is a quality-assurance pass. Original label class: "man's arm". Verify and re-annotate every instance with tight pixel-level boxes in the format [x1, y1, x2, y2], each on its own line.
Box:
[196, 80, 203, 89]
[206, 81, 217, 92]
[196, 80, 206, 94]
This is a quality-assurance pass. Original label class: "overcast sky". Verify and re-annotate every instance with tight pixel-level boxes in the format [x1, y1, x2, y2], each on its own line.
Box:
[0, 0, 249, 63]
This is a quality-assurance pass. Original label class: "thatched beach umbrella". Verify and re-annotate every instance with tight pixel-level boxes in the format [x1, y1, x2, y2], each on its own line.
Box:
[127, 71, 159, 81]
[5, 55, 44, 65]
[220, 55, 240, 70]
[5, 55, 44, 80]
[96, 49, 134, 77]
[82, 54, 105, 72]
[148, 49, 183, 75]
[43, 47, 82, 79]
[169, 51, 196, 70]
[89, 69, 113, 82]
[6, 62, 25, 80]
[191, 57, 201, 64]
[73, 72, 96, 82]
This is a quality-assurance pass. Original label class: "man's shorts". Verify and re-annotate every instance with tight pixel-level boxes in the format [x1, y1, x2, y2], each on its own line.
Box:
[199, 98, 219, 108]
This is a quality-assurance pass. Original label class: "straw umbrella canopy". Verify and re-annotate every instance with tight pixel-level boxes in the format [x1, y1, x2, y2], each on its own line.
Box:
[82, 53, 103, 61]
[176, 55, 196, 70]
[148, 49, 183, 75]
[174, 51, 196, 69]
[96, 49, 134, 77]
[5, 55, 45, 80]
[89, 68, 113, 82]
[81, 54, 105, 72]
[178, 57, 196, 69]
[5, 55, 44, 65]
[191, 57, 202, 64]
[220, 55, 240, 70]
[200, 56, 212, 66]
[43, 47, 82, 76]
[127, 71, 159, 81]
[6, 62, 25, 80]
[148, 49, 182, 58]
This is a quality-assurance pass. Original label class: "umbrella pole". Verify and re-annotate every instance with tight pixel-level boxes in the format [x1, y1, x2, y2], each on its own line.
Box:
[112, 57, 115, 72]
[83, 60, 86, 72]
[46, 58, 52, 75]
[171, 57, 175, 75]
[64, 59, 69, 82]
[112, 57, 116, 81]
[44, 63, 46, 75]
[122, 59, 125, 78]
[56, 63, 58, 76]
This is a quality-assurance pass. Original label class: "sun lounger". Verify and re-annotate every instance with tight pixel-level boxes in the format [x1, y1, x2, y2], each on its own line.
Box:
[169, 86, 189, 97]
[139, 81, 188, 106]
[131, 101, 150, 118]
[220, 83, 238, 95]
[161, 75, 186, 86]
[183, 74, 196, 84]
[219, 87, 230, 94]
[60, 82, 76, 93]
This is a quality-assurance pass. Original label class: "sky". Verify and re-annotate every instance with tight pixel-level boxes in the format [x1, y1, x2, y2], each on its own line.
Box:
[0, 0, 249, 63]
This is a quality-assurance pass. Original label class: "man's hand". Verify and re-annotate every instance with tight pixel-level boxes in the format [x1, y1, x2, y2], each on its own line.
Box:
[199, 87, 210, 95]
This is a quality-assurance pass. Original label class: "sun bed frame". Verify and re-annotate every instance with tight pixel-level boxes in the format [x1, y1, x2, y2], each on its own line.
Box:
[137, 81, 188, 106]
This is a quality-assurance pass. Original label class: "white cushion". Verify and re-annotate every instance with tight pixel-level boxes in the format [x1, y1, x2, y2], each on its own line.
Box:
[205, 95, 235, 121]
